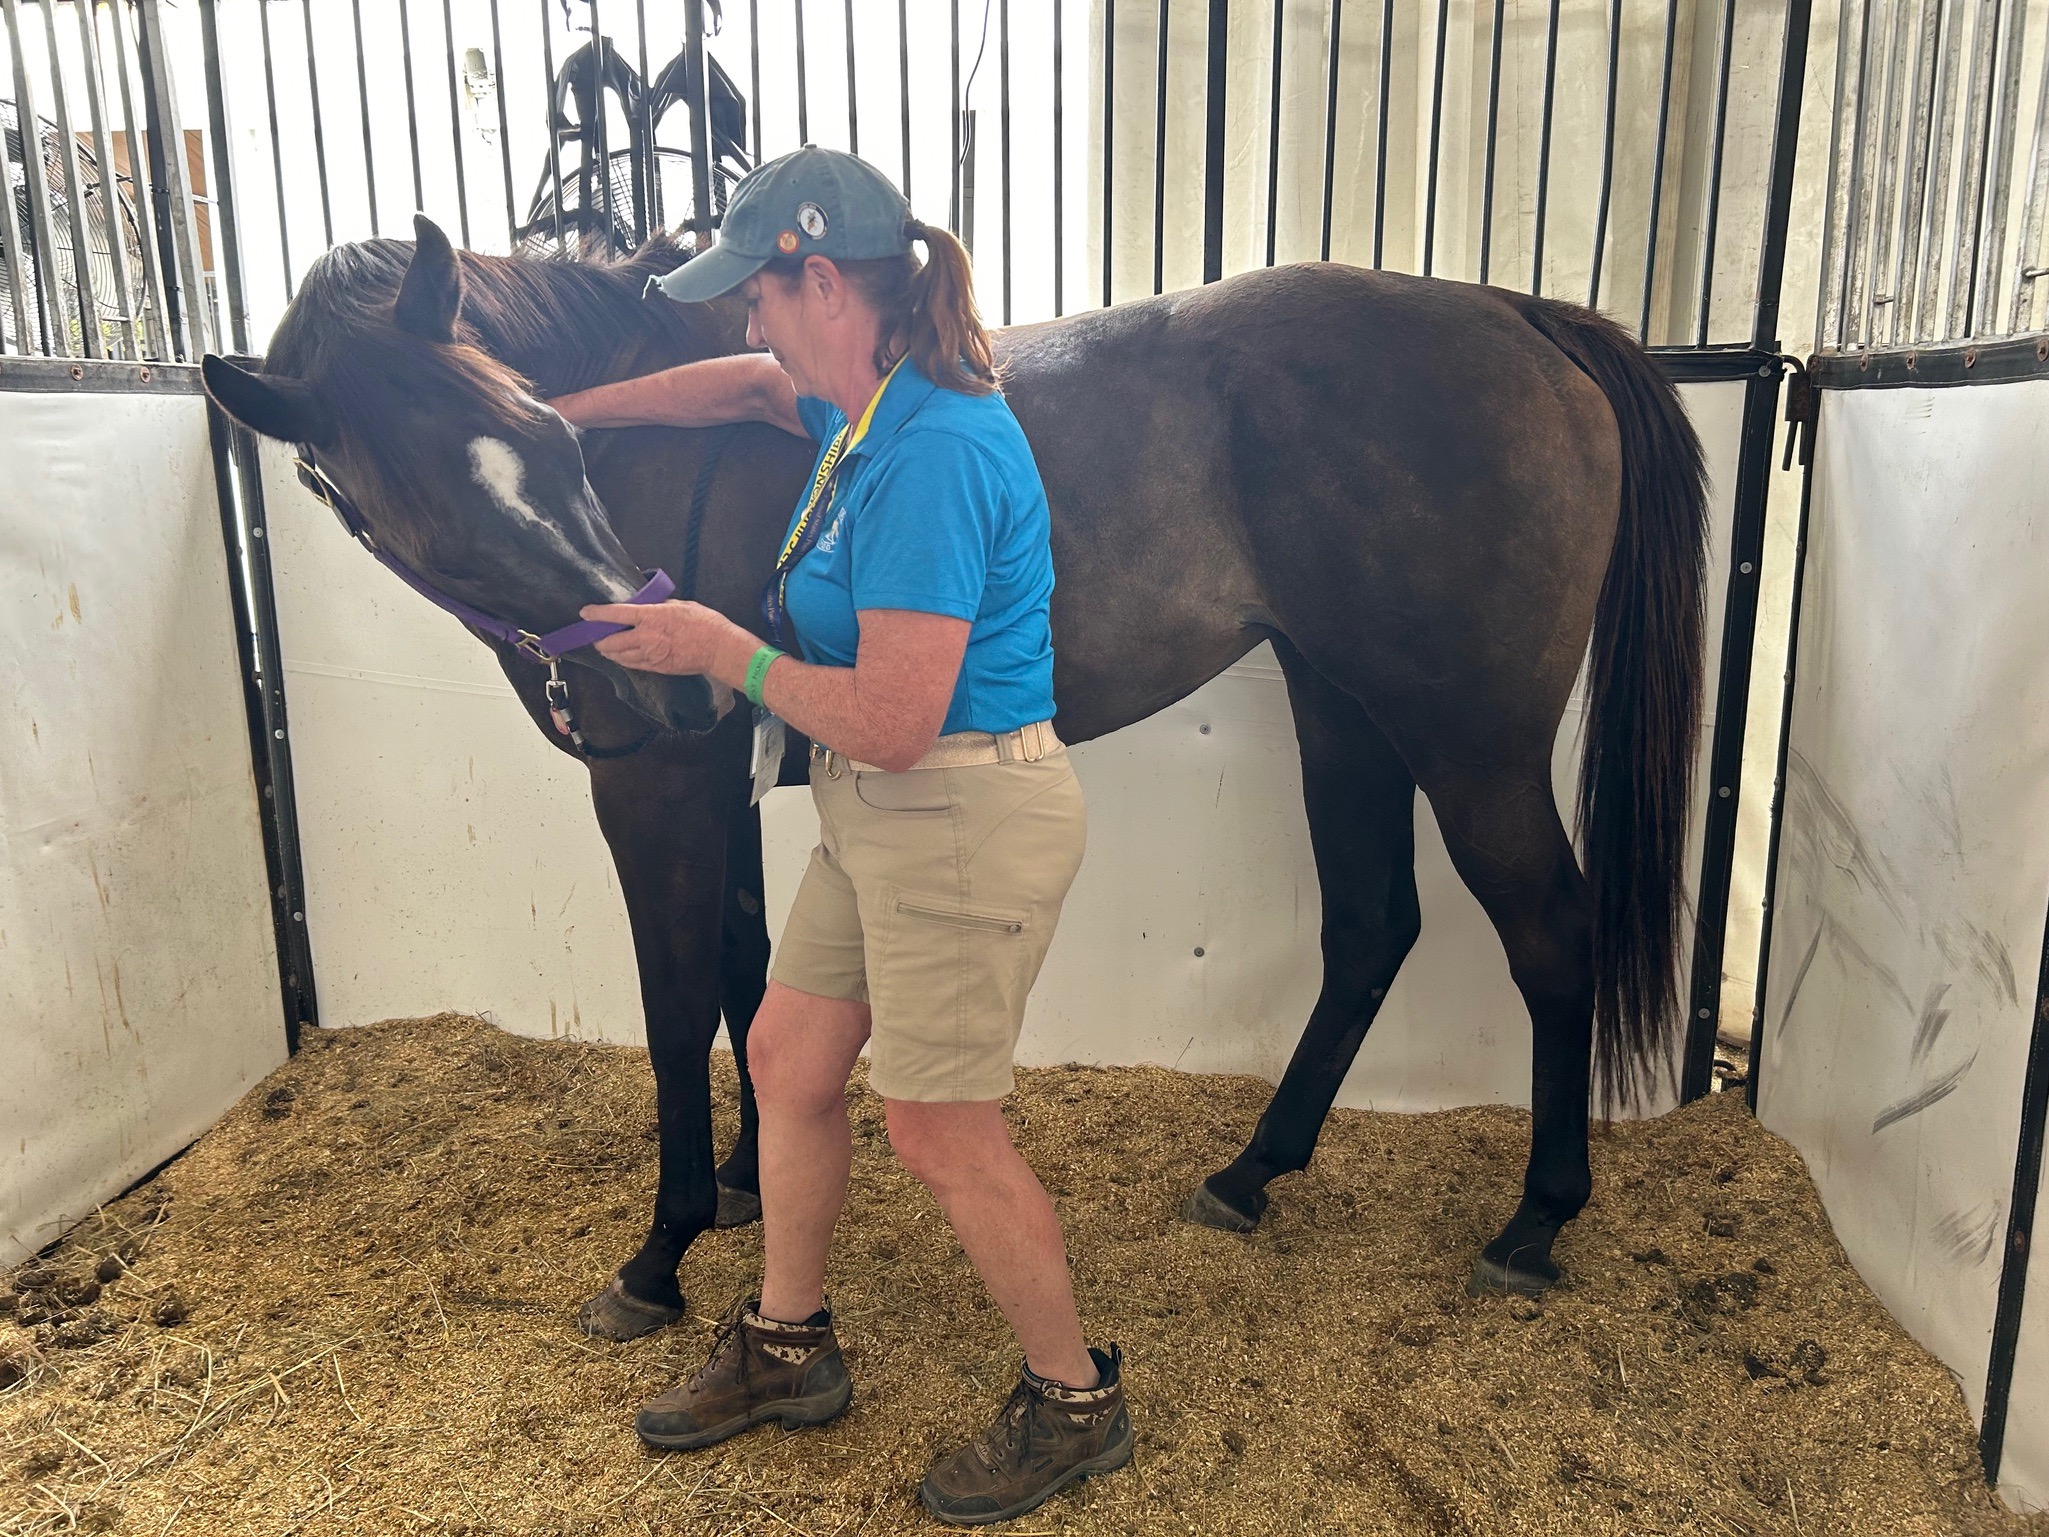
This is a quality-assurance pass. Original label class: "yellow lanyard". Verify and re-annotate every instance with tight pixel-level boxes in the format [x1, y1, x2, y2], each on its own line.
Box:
[774, 355, 908, 570]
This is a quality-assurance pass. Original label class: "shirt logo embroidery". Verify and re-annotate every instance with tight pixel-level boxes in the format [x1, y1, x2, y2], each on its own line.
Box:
[813, 505, 848, 556]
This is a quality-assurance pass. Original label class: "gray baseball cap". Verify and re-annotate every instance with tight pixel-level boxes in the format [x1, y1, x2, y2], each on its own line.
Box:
[647, 145, 915, 304]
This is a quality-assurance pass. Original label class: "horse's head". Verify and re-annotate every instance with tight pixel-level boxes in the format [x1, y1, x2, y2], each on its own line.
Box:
[203, 215, 720, 736]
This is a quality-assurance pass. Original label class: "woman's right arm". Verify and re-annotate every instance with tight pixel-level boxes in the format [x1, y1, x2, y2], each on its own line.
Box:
[549, 353, 805, 438]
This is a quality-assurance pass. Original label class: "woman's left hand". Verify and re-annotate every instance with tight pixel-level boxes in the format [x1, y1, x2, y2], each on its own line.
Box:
[581, 599, 742, 677]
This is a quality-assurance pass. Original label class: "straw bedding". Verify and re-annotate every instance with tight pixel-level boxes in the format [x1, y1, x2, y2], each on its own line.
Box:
[3, 1013, 2042, 1536]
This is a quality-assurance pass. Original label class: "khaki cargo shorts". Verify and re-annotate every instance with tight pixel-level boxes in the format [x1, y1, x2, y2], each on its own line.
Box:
[770, 745, 1087, 1102]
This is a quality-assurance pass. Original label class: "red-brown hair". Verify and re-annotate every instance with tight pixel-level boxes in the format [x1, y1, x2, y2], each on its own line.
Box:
[766, 220, 998, 395]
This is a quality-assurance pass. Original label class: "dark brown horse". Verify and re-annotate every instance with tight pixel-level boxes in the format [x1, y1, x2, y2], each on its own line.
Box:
[202, 215, 1705, 1331]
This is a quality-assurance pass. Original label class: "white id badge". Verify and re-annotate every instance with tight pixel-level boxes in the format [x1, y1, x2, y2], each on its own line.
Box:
[749, 706, 787, 807]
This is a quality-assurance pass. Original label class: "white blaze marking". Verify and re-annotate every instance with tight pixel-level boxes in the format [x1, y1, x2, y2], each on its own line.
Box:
[466, 437, 633, 600]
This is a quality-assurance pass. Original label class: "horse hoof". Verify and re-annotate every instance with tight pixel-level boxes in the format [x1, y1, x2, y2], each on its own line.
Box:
[1179, 1181, 1263, 1234]
[578, 1276, 684, 1341]
[1466, 1254, 1558, 1299]
[714, 1184, 762, 1229]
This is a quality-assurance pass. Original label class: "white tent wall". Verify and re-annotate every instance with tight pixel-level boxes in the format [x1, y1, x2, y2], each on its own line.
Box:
[1756, 378, 2049, 1512]
[0, 380, 287, 1271]
[256, 380, 1740, 1115]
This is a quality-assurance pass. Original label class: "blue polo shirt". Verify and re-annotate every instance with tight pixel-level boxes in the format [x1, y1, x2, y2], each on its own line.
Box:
[780, 360, 1057, 736]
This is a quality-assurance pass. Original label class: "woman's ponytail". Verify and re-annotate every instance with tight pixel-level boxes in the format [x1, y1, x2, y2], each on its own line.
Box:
[897, 221, 998, 395]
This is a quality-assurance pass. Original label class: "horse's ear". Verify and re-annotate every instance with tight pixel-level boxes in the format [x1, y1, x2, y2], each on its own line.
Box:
[395, 214, 463, 341]
[202, 354, 335, 446]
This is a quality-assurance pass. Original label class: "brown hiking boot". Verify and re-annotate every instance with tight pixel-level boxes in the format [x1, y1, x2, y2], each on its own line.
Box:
[634, 1299, 853, 1451]
[920, 1346, 1134, 1525]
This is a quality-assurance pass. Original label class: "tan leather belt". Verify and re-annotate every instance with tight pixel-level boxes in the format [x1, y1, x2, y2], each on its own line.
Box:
[812, 720, 1061, 776]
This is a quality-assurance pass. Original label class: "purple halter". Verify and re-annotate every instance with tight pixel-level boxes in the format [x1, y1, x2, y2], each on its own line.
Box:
[292, 448, 675, 664]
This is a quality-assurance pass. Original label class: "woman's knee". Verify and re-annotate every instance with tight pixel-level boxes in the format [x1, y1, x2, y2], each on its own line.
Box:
[884, 1100, 1004, 1190]
[749, 991, 866, 1118]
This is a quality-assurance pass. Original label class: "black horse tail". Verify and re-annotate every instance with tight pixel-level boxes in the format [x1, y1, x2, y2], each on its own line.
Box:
[1515, 296, 1710, 1113]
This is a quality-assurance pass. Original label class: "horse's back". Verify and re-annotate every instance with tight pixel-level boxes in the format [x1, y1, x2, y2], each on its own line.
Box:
[1000, 265, 1624, 751]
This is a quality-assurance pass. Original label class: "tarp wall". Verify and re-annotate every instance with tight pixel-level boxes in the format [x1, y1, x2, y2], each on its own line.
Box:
[1757, 379, 2049, 1513]
[0, 382, 286, 1270]
[259, 377, 1741, 1115]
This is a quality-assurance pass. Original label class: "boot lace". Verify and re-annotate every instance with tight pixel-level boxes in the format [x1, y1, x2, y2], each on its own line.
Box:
[976, 1379, 1059, 1475]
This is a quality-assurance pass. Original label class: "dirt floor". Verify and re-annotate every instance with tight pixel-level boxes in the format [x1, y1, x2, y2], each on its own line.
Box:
[3, 1015, 2044, 1537]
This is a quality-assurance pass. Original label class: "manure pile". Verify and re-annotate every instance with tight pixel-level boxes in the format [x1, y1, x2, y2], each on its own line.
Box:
[4, 1015, 2041, 1536]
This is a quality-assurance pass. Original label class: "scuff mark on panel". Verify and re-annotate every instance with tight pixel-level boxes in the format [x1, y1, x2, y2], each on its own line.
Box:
[1910, 982, 1951, 1064]
[1933, 923, 2018, 1005]
[1872, 1051, 1979, 1133]
[1929, 1200, 2003, 1268]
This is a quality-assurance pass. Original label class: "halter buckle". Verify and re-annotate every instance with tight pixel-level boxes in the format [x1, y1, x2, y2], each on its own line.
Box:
[515, 631, 556, 664]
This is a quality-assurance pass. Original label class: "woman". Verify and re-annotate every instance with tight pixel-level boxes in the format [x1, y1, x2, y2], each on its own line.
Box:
[557, 145, 1130, 1526]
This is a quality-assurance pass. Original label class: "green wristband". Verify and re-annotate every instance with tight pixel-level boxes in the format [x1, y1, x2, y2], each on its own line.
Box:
[744, 645, 786, 707]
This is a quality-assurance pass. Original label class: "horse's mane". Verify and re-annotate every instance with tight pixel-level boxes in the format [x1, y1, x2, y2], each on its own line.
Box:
[263, 236, 736, 497]
[266, 236, 735, 407]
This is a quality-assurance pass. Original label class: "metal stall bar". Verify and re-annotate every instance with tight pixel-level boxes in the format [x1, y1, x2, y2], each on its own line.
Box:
[1679, 0, 1813, 1104]
[350, 0, 382, 234]
[1203, 0, 1226, 284]
[1979, 896, 2049, 1483]
[1967, 0, 2027, 336]
[104, 0, 171, 360]
[1811, 0, 1858, 351]
[1479, 0, 1502, 284]
[78, 0, 141, 356]
[38, 2, 103, 358]
[1886, 0, 1944, 350]
[1052, 0, 1064, 313]
[1000, 0, 1011, 319]
[898, 0, 912, 203]
[1694, 0, 1737, 344]
[1371, 0, 1390, 268]
[1531, 0, 1560, 294]
[588, 0, 609, 248]
[256, 0, 295, 295]
[1101, 0, 1112, 297]
[1319, 0, 1339, 261]
[0, 8, 31, 354]
[196, 0, 249, 355]
[1152, 0, 1167, 294]
[2010, 12, 2049, 334]
[441, 0, 474, 248]
[684, 0, 714, 233]
[1422, 0, 1448, 276]
[397, 0, 427, 216]
[6, 0, 75, 354]
[795, 0, 810, 146]
[751, 0, 763, 164]
[954, 0, 963, 234]
[1640, 0, 1680, 341]
[1911, 0, 1965, 341]
[1835, 0, 1881, 346]
[205, 411, 321, 1053]
[632, 0, 650, 237]
[489, 0, 518, 246]
[136, 0, 214, 356]
[1588, 0, 1621, 305]
[299, 0, 335, 247]
[1264, 0, 1282, 268]
[844, 0, 858, 153]
[1855, 0, 1911, 352]
[538, 0, 564, 247]
[1944, 0, 2002, 340]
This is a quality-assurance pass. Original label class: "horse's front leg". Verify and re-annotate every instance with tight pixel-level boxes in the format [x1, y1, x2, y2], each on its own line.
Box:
[576, 731, 744, 1341]
[711, 798, 769, 1228]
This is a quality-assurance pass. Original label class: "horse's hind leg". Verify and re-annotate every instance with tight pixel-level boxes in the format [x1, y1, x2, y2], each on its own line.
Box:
[1417, 760, 1594, 1296]
[1183, 639, 1421, 1232]
[713, 801, 768, 1227]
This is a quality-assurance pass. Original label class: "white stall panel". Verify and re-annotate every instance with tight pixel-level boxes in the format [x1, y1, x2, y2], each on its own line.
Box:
[1759, 380, 2049, 1452]
[0, 387, 285, 1269]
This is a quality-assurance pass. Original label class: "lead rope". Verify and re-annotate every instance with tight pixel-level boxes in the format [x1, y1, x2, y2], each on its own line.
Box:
[548, 424, 735, 760]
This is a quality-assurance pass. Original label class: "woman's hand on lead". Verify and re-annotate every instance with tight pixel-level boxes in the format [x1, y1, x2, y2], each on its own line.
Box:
[582, 599, 756, 679]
